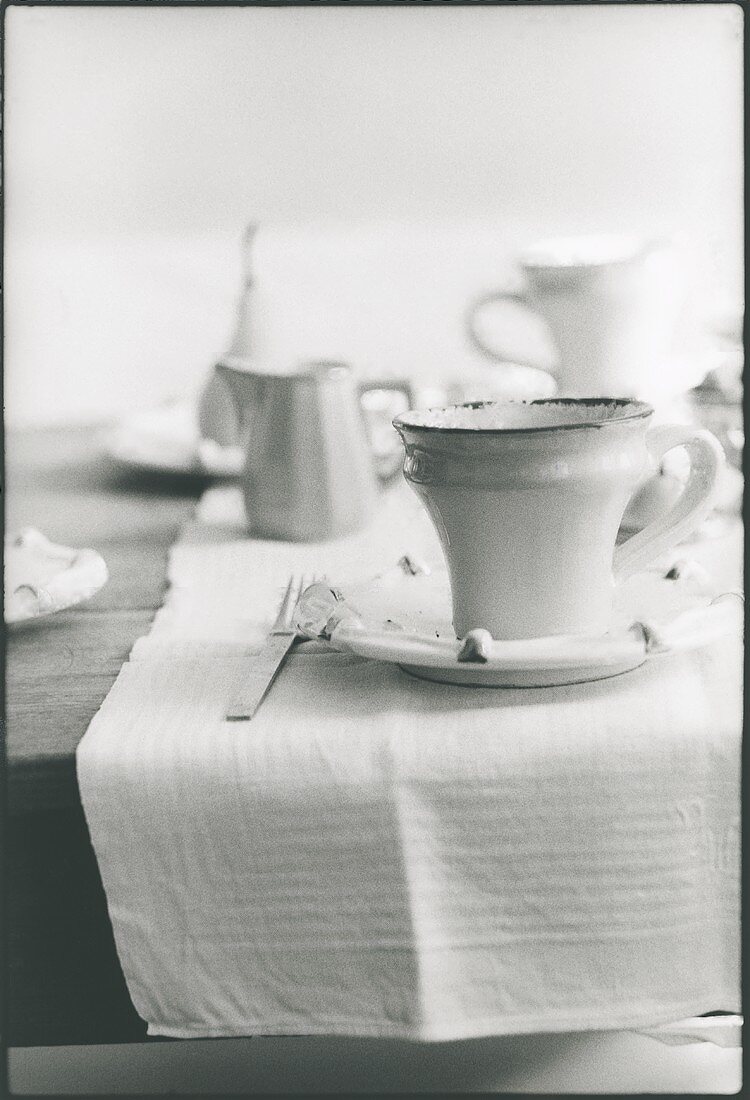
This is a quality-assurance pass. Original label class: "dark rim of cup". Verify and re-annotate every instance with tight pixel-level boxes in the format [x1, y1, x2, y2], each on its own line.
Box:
[392, 398, 654, 435]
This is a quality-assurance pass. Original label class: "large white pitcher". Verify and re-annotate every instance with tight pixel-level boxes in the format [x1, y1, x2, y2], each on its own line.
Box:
[466, 235, 693, 401]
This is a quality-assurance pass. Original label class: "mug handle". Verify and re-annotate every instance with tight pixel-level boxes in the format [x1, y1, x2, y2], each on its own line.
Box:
[613, 424, 725, 582]
[466, 289, 552, 369]
[358, 379, 414, 485]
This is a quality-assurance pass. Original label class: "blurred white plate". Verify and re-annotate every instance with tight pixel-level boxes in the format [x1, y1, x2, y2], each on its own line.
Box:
[101, 399, 244, 478]
[5, 528, 109, 624]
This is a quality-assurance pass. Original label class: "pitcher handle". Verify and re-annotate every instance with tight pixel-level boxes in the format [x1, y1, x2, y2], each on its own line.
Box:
[466, 288, 553, 369]
[613, 424, 725, 582]
[359, 379, 415, 485]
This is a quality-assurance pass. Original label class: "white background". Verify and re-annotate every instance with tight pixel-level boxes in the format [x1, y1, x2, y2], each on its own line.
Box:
[4, 3, 743, 427]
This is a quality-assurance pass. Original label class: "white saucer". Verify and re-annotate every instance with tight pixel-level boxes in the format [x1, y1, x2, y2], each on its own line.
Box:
[101, 400, 244, 478]
[5, 528, 109, 624]
[299, 561, 742, 688]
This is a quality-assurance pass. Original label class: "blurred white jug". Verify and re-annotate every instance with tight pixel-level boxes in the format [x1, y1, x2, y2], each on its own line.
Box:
[466, 234, 699, 402]
[217, 359, 412, 541]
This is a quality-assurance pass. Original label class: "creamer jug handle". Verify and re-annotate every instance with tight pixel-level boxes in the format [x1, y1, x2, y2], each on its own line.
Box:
[613, 424, 725, 582]
[358, 380, 415, 485]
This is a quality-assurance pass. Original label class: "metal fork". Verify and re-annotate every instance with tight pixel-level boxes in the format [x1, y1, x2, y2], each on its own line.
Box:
[225, 573, 318, 721]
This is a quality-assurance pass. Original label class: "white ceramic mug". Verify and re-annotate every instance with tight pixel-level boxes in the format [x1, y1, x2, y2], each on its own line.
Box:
[466, 235, 691, 400]
[393, 399, 724, 640]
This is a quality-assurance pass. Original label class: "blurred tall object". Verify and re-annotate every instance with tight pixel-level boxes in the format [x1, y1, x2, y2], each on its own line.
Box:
[198, 223, 261, 447]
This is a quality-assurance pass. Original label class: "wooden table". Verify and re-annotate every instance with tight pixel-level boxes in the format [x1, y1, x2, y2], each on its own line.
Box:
[6, 426, 207, 1046]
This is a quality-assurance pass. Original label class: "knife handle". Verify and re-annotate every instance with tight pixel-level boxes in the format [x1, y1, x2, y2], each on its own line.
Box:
[225, 633, 297, 721]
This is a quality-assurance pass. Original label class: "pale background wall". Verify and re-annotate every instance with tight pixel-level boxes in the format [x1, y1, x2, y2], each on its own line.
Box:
[4, 3, 743, 427]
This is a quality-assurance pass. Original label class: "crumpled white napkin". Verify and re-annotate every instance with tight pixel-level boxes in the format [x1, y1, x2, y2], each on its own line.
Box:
[4, 528, 108, 623]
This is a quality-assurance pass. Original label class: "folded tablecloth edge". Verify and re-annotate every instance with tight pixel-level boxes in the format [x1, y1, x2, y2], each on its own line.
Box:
[144, 996, 741, 1044]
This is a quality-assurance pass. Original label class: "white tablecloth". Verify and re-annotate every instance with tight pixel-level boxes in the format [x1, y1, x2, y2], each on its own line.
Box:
[77, 485, 741, 1040]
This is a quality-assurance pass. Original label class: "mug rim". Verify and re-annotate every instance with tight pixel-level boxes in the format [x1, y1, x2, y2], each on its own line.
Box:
[393, 398, 654, 435]
[519, 233, 647, 271]
[219, 357, 351, 382]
